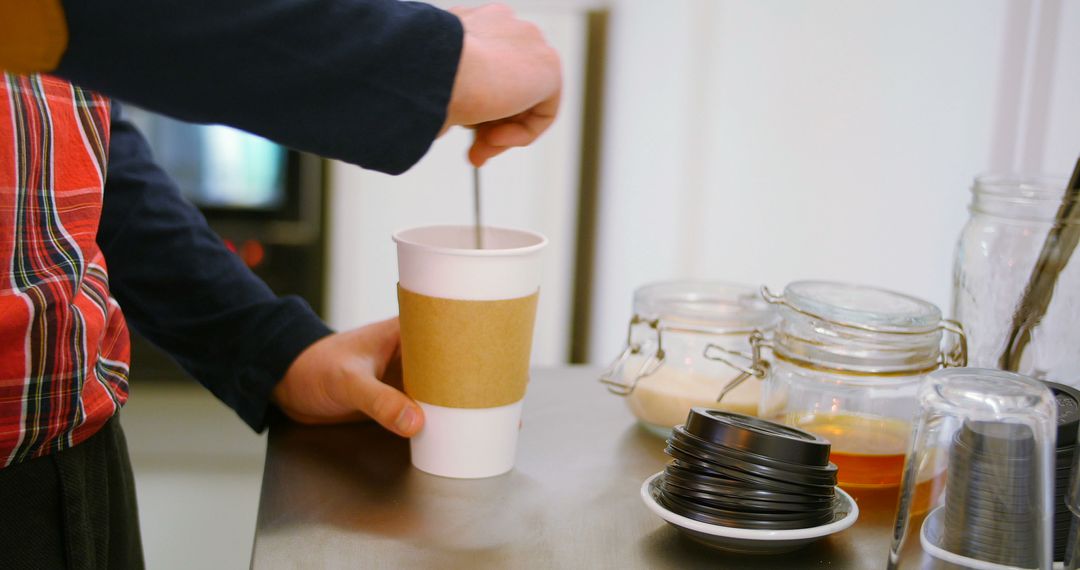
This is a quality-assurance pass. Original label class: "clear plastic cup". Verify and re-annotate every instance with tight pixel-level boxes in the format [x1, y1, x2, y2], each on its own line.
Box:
[888, 368, 1056, 570]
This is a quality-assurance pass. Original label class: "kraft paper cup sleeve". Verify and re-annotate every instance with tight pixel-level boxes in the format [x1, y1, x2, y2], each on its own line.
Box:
[398, 284, 538, 409]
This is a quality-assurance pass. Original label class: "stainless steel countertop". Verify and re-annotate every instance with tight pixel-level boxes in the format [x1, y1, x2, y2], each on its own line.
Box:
[251, 367, 897, 569]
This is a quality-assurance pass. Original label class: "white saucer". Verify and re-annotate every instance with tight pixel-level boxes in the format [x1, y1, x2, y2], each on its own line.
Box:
[640, 471, 859, 554]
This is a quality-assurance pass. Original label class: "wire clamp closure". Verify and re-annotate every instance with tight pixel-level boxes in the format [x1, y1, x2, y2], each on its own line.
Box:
[704, 331, 771, 404]
[598, 314, 665, 396]
[940, 319, 969, 368]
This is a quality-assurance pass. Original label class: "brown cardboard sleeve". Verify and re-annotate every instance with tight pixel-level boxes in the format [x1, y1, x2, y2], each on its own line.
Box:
[398, 284, 539, 408]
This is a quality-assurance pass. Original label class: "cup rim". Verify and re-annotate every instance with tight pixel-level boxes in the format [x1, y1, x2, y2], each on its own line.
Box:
[392, 224, 548, 257]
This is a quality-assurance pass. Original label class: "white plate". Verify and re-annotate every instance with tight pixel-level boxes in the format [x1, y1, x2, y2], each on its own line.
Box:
[640, 471, 859, 554]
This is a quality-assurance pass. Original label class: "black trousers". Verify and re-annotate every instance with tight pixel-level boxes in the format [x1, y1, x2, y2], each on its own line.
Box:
[0, 416, 144, 569]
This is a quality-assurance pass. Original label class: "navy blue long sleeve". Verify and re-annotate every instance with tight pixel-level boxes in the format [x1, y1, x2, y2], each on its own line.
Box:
[98, 105, 332, 431]
[57, 0, 463, 175]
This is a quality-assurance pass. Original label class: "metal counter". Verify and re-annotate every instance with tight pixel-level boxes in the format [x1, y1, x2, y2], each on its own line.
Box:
[251, 367, 897, 569]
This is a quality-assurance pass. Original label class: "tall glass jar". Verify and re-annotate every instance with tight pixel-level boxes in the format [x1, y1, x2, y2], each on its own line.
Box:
[952, 174, 1080, 385]
[599, 281, 778, 437]
[756, 281, 966, 490]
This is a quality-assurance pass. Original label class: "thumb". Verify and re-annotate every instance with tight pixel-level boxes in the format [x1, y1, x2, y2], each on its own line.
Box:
[342, 369, 424, 437]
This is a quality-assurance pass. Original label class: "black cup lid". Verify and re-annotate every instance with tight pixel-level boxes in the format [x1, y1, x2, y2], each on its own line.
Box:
[660, 480, 832, 514]
[672, 426, 839, 479]
[667, 432, 838, 487]
[683, 408, 832, 467]
[657, 489, 834, 530]
[663, 469, 834, 506]
[1042, 381, 1080, 448]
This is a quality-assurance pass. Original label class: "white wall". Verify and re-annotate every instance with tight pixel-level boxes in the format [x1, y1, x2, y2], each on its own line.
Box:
[588, 0, 1080, 364]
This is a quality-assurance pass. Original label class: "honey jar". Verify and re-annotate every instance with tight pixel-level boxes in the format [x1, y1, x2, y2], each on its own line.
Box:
[750, 281, 967, 490]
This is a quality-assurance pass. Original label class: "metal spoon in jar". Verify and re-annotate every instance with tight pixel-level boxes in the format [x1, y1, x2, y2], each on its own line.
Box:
[999, 155, 1080, 371]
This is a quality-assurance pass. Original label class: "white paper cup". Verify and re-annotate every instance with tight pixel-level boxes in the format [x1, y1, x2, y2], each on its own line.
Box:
[393, 225, 546, 479]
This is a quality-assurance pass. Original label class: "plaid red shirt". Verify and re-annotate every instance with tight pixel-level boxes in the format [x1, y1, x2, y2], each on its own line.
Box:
[0, 73, 129, 467]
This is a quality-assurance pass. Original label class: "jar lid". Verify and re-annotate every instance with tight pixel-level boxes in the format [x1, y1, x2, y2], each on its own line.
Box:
[634, 281, 778, 333]
[769, 281, 949, 374]
[781, 281, 942, 333]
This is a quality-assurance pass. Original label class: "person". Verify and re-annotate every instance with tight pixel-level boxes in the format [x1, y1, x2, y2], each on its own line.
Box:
[0, 1, 561, 568]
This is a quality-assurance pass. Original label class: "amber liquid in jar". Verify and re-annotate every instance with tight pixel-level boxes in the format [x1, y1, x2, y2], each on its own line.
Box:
[794, 413, 911, 489]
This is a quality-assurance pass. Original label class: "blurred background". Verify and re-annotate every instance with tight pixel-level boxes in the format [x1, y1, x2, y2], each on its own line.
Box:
[119, 0, 1080, 567]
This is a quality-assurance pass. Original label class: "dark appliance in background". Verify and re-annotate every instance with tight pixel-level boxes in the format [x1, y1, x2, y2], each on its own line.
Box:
[123, 108, 328, 381]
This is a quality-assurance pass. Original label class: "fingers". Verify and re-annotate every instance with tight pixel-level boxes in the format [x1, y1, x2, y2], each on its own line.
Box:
[468, 137, 506, 167]
[271, 318, 422, 435]
[467, 94, 559, 166]
[341, 317, 419, 437]
[342, 367, 424, 437]
[485, 120, 536, 147]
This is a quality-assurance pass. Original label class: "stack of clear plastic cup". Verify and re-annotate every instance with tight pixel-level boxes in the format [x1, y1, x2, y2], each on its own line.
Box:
[888, 368, 1056, 570]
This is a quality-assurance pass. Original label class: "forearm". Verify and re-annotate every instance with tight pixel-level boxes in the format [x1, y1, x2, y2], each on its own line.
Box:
[100, 105, 332, 430]
[57, 0, 462, 174]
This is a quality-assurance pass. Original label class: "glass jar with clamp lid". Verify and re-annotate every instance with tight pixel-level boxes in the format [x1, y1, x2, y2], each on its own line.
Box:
[718, 281, 967, 489]
[599, 281, 778, 437]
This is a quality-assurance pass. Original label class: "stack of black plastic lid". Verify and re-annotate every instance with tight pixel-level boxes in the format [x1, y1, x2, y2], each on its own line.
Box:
[657, 408, 838, 530]
[942, 420, 1039, 567]
[1047, 381, 1080, 561]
